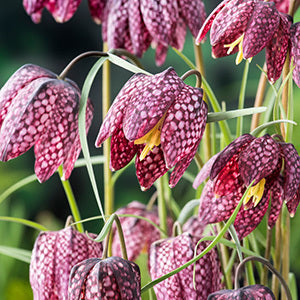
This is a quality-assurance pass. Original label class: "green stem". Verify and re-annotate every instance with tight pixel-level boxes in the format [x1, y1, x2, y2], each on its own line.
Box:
[0, 216, 48, 232]
[243, 237, 255, 285]
[103, 42, 114, 216]
[58, 166, 84, 233]
[236, 60, 249, 138]
[157, 176, 168, 238]
[115, 215, 128, 260]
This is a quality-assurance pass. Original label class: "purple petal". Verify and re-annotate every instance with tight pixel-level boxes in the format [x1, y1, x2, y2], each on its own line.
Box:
[170, 17, 186, 51]
[211, 134, 254, 180]
[95, 73, 147, 146]
[290, 22, 300, 87]
[88, 0, 106, 24]
[135, 146, 168, 190]
[140, 0, 179, 46]
[243, 1, 280, 59]
[238, 134, 280, 186]
[279, 142, 300, 201]
[178, 0, 206, 38]
[266, 13, 291, 83]
[193, 153, 219, 189]
[23, 0, 45, 23]
[268, 178, 284, 228]
[182, 216, 206, 237]
[155, 43, 169, 66]
[123, 68, 184, 141]
[161, 86, 206, 168]
[286, 187, 300, 217]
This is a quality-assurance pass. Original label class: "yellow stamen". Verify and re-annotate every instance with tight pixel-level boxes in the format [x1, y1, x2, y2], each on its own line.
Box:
[224, 34, 248, 65]
[134, 114, 166, 160]
[243, 178, 266, 207]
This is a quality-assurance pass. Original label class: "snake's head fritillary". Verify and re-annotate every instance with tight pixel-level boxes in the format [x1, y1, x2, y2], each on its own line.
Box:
[96, 67, 207, 190]
[68, 256, 141, 299]
[30, 226, 103, 300]
[208, 284, 275, 299]
[0, 64, 93, 182]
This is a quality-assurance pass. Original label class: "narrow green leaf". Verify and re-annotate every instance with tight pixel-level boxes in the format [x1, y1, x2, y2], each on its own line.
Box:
[207, 107, 267, 123]
[0, 246, 31, 264]
[92, 214, 116, 242]
[0, 216, 48, 231]
[289, 272, 298, 300]
[177, 199, 200, 225]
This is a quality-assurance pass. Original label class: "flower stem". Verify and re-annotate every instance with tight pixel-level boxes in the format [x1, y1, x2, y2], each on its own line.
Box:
[58, 166, 84, 233]
[262, 227, 272, 285]
[157, 176, 168, 238]
[103, 42, 114, 216]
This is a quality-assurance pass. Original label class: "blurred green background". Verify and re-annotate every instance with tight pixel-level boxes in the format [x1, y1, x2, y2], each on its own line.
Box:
[1, 1, 300, 299]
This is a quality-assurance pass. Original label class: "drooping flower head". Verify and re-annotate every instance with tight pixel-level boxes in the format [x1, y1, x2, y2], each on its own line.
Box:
[193, 134, 300, 239]
[208, 284, 275, 300]
[102, 0, 206, 65]
[30, 226, 103, 300]
[0, 64, 93, 182]
[196, 0, 292, 83]
[68, 256, 141, 299]
[96, 68, 207, 190]
[112, 201, 173, 261]
[149, 232, 223, 299]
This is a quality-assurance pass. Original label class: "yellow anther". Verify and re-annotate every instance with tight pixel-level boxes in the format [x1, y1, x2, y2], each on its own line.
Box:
[224, 34, 249, 65]
[243, 178, 266, 207]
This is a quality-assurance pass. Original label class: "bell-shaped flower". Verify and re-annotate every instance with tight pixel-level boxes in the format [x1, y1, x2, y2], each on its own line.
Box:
[96, 67, 207, 190]
[0, 64, 93, 182]
[193, 134, 300, 239]
[289, 22, 300, 87]
[196, 0, 292, 83]
[102, 0, 206, 65]
[30, 226, 103, 300]
[208, 284, 275, 299]
[68, 256, 141, 299]
[112, 201, 173, 261]
[149, 232, 223, 300]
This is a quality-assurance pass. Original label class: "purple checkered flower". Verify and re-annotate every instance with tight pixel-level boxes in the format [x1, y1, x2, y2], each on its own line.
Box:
[0, 64, 93, 182]
[289, 22, 300, 87]
[149, 232, 223, 300]
[96, 68, 207, 190]
[112, 201, 173, 261]
[273, 0, 300, 14]
[196, 0, 292, 83]
[30, 226, 103, 300]
[68, 256, 141, 299]
[23, 0, 106, 23]
[193, 134, 300, 239]
[102, 0, 206, 65]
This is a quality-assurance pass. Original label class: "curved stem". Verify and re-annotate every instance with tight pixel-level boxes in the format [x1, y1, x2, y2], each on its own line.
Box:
[58, 51, 108, 79]
[110, 48, 144, 69]
[58, 166, 84, 233]
[181, 69, 202, 87]
[234, 256, 292, 300]
[157, 176, 168, 238]
[115, 215, 128, 260]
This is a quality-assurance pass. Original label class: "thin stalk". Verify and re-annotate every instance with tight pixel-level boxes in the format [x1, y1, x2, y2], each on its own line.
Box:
[250, 63, 267, 131]
[243, 237, 255, 285]
[236, 60, 249, 137]
[157, 176, 168, 238]
[103, 42, 114, 216]
[115, 216, 128, 260]
[58, 166, 84, 233]
[262, 227, 272, 285]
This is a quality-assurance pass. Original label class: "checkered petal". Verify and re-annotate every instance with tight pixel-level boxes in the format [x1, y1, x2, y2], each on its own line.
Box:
[198, 179, 243, 224]
[170, 17, 186, 51]
[279, 142, 300, 201]
[45, 0, 82, 23]
[268, 178, 284, 228]
[210, 134, 254, 180]
[88, 0, 106, 24]
[33, 80, 81, 182]
[135, 146, 169, 191]
[95, 73, 148, 146]
[178, 0, 206, 38]
[23, 0, 46, 23]
[286, 186, 300, 217]
[196, 0, 232, 43]
[123, 68, 184, 141]
[155, 43, 169, 66]
[140, 0, 179, 46]
[0, 64, 55, 127]
[106, 0, 130, 50]
[290, 22, 300, 87]
[161, 86, 206, 169]
[30, 227, 103, 300]
[128, 0, 152, 57]
[243, 1, 280, 59]
[238, 134, 280, 186]
[266, 13, 291, 83]
[208, 284, 275, 300]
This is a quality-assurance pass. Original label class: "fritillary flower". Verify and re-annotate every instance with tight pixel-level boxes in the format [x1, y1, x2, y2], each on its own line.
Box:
[96, 67, 207, 190]
[0, 64, 93, 182]
[196, 0, 292, 83]
[208, 284, 275, 300]
[68, 256, 141, 299]
[273, 0, 300, 14]
[289, 22, 300, 87]
[149, 232, 223, 299]
[30, 226, 103, 300]
[112, 201, 173, 261]
[193, 134, 300, 239]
